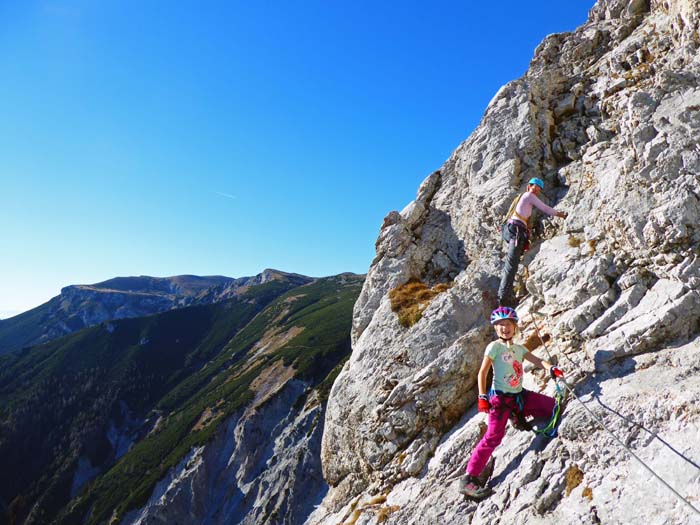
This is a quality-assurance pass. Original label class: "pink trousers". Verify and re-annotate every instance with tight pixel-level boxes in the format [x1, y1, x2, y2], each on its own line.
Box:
[466, 389, 555, 477]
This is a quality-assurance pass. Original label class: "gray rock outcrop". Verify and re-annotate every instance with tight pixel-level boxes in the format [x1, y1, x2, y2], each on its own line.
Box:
[311, 1, 700, 523]
[121, 380, 327, 525]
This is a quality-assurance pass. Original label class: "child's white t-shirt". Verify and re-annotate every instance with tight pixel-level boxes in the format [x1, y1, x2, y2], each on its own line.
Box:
[486, 340, 527, 394]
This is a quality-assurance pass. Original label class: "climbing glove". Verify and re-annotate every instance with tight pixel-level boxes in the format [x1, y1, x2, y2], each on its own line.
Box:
[550, 366, 564, 379]
[478, 394, 490, 413]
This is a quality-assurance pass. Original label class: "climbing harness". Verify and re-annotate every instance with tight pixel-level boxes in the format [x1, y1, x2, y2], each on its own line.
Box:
[487, 386, 564, 438]
[530, 313, 700, 516]
[503, 192, 527, 227]
[488, 390, 531, 431]
[531, 379, 565, 438]
[501, 192, 533, 245]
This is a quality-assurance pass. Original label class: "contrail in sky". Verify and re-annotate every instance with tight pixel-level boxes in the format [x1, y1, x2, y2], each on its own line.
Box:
[215, 191, 237, 200]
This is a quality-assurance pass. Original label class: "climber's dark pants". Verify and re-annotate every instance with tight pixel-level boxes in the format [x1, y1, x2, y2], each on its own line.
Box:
[497, 222, 529, 307]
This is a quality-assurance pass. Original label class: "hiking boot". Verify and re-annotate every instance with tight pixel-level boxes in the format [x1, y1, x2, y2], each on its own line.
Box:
[478, 457, 495, 486]
[498, 295, 517, 308]
[458, 475, 492, 500]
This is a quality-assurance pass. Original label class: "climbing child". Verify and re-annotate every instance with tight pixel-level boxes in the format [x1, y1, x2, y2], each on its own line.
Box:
[460, 306, 564, 500]
[498, 177, 568, 307]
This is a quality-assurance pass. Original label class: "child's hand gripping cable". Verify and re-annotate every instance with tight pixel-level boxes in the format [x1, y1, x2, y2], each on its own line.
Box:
[549, 366, 564, 379]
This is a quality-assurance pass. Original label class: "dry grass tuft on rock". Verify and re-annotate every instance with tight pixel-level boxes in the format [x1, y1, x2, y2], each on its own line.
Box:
[344, 509, 362, 525]
[343, 494, 392, 525]
[582, 486, 593, 501]
[388, 278, 453, 328]
[377, 505, 401, 523]
[565, 465, 585, 496]
[568, 235, 583, 248]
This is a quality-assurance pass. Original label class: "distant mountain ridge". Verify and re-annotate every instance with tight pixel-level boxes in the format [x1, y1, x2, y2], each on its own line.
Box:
[0, 269, 313, 356]
[0, 272, 364, 525]
[73, 269, 312, 297]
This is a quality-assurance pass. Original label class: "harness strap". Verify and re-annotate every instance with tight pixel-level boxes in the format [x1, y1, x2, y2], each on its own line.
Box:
[506, 218, 532, 252]
[489, 390, 532, 431]
[511, 209, 530, 225]
[490, 387, 564, 437]
[508, 191, 532, 228]
[532, 381, 564, 438]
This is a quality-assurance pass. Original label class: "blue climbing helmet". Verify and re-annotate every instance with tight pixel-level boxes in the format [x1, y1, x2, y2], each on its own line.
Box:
[528, 177, 545, 189]
[490, 306, 519, 325]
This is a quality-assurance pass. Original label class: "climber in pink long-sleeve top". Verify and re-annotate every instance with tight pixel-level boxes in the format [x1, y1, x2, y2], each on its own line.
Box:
[497, 177, 568, 307]
[511, 189, 560, 223]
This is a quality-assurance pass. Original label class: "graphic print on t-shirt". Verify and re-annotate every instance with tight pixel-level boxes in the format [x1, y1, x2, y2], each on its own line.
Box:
[487, 341, 527, 393]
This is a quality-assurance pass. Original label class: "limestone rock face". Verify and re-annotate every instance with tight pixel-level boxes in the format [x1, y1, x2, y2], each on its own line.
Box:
[313, 1, 700, 523]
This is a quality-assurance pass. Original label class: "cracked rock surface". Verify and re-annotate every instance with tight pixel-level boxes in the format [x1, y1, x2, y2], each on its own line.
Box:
[311, 1, 700, 523]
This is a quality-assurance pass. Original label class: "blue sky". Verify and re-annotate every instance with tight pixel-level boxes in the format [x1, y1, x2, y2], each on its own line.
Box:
[0, 1, 590, 317]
